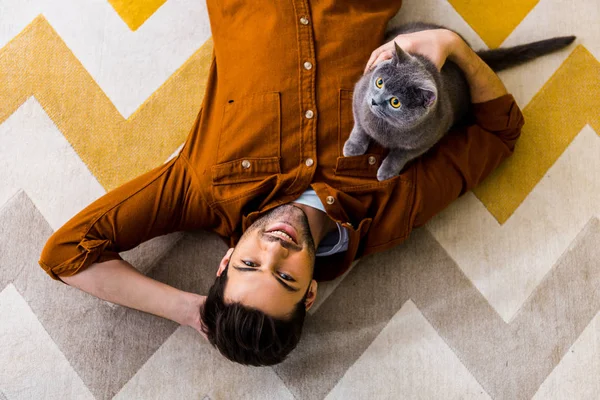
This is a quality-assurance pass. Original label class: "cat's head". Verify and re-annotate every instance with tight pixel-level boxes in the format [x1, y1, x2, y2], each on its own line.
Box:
[365, 43, 438, 128]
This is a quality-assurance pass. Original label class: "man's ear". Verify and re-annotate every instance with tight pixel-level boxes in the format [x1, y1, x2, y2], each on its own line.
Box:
[304, 279, 319, 311]
[217, 248, 234, 277]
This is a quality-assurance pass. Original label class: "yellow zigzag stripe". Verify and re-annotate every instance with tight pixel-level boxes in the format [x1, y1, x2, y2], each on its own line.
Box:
[448, 0, 539, 48]
[108, 0, 167, 31]
[474, 45, 600, 224]
[0, 15, 213, 191]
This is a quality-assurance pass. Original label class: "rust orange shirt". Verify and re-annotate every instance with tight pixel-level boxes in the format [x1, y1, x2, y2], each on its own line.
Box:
[39, 0, 524, 282]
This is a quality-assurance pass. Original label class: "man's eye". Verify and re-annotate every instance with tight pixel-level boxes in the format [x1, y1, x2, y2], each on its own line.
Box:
[243, 260, 256, 267]
[279, 272, 293, 281]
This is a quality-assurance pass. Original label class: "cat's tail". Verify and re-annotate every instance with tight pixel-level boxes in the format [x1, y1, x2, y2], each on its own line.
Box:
[477, 36, 576, 72]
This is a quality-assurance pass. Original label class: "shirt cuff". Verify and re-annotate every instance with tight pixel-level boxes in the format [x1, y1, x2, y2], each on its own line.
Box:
[39, 238, 122, 281]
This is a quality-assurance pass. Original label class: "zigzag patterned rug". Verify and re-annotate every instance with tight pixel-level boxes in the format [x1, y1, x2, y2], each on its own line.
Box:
[1, 0, 599, 399]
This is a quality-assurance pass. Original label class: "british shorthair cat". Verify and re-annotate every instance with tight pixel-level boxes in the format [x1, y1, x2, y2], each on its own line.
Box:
[343, 22, 575, 181]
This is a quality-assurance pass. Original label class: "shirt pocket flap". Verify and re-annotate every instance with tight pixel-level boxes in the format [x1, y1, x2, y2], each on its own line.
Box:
[335, 154, 381, 178]
[211, 157, 281, 186]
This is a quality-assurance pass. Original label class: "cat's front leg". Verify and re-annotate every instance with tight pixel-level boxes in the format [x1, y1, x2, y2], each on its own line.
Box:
[377, 148, 411, 181]
[343, 124, 370, 157]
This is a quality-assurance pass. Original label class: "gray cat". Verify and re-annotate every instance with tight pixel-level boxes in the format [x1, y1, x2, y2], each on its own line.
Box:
[343, 22, 575, 181]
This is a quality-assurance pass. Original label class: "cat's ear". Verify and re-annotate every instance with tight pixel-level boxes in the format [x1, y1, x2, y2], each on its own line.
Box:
[419, 88, 437, 108]
[394, 42, 412, 64]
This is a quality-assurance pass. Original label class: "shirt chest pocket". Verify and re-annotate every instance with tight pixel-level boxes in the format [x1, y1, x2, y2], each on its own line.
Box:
[217, 91, 281, 164]
[211, 92, 281, 196]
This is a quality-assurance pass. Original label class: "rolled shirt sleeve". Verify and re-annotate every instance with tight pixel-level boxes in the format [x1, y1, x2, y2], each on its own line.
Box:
[39, 153, 223, 280]
[411, 94, 525, 227]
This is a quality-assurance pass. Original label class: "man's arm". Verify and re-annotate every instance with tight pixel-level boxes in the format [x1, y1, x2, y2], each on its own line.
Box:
[39, 150, 222, 335]
[407, 30, 523, 226]
[61, 260, 205, 332]
[445, 30, 508, 103]
[365, 28, 507, 102]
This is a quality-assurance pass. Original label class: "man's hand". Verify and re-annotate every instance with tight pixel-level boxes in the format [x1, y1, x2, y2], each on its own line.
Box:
[364, 28, 507, 103]
[364, 29, 459, 74]
[61, 259, 210, 340]
[182, 292, 208, 339]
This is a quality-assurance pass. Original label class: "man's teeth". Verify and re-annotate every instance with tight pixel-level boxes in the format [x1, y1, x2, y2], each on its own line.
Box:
[271, 230, 294, 242]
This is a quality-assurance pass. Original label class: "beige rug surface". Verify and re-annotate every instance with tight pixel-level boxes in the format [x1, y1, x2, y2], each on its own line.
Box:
[1, 0, 599, 399]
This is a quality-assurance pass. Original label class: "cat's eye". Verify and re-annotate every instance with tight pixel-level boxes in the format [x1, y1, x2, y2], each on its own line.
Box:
[375, 77, 384, 89]
[390, 97, 402, 108]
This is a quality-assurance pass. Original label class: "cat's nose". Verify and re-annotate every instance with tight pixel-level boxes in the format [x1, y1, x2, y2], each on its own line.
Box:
[371, 98, 378, 106]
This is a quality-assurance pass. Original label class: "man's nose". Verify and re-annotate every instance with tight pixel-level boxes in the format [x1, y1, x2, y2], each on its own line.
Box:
[262, 239, 289, 262]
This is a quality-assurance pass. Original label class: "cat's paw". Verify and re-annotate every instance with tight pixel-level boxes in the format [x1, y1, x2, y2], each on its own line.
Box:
[376, 165, 400, 181]
[343, 139, 368, 157]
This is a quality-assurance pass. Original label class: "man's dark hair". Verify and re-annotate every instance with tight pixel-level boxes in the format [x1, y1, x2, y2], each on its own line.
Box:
[200, 265, 308, 366]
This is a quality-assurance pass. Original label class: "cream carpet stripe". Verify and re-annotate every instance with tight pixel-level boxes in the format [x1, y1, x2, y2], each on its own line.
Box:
[0, 284, 94, 400]
[0, 98, 105, 231]
[533, 311, 600, 399]
[0, 0, 211, 117]
[326, 301, 491, 400]
[499, 0, 600, 106]
[429, 125, 600, 322]
[115, 327, 296, 400]
[0, 16, 214, 190]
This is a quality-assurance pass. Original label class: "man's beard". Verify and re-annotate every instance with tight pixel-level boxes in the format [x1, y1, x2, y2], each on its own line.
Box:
[242, 204, 316, 258]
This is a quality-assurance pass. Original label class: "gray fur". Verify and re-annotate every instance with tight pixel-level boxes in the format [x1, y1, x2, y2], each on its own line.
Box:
[343, 22, 575, 181]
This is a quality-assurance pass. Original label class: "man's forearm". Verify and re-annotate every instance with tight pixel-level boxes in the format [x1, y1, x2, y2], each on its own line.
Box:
[60, 259, 202, 326]
[446, 32, 508, 103]
[367, 28, 509, 104]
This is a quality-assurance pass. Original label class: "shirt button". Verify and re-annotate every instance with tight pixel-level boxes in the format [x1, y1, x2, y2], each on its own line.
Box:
[368, 156, 377, 165]
[241, 160, 251, 169]
[300, 17, 309, 25]
[326, 196, 335, 205]
[305, 110, 314, 119]
[305, 158, 314, 167]
[303, 61, 313, 70]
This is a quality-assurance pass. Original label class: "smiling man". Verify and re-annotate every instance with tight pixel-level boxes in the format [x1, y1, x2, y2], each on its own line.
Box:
[200, 202, 330, 365]
[219, 203, 326, 315]
[39, 0, 524, 367]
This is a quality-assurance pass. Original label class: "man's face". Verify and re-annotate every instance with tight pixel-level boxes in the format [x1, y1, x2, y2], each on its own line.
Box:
[217, 204, 318, 319]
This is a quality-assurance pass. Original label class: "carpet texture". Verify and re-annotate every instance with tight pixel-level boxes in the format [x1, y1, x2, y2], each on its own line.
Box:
[1, 0, 599, 399]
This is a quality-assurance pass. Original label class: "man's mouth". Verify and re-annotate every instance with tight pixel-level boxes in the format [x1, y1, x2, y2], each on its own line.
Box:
[265, 223, 298, 245]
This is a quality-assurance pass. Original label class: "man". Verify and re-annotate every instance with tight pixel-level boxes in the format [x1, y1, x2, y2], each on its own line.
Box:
[39, 0, 524, 366]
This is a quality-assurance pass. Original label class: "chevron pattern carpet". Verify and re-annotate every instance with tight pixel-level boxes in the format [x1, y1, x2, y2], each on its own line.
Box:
[1, 1, 599, 399]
